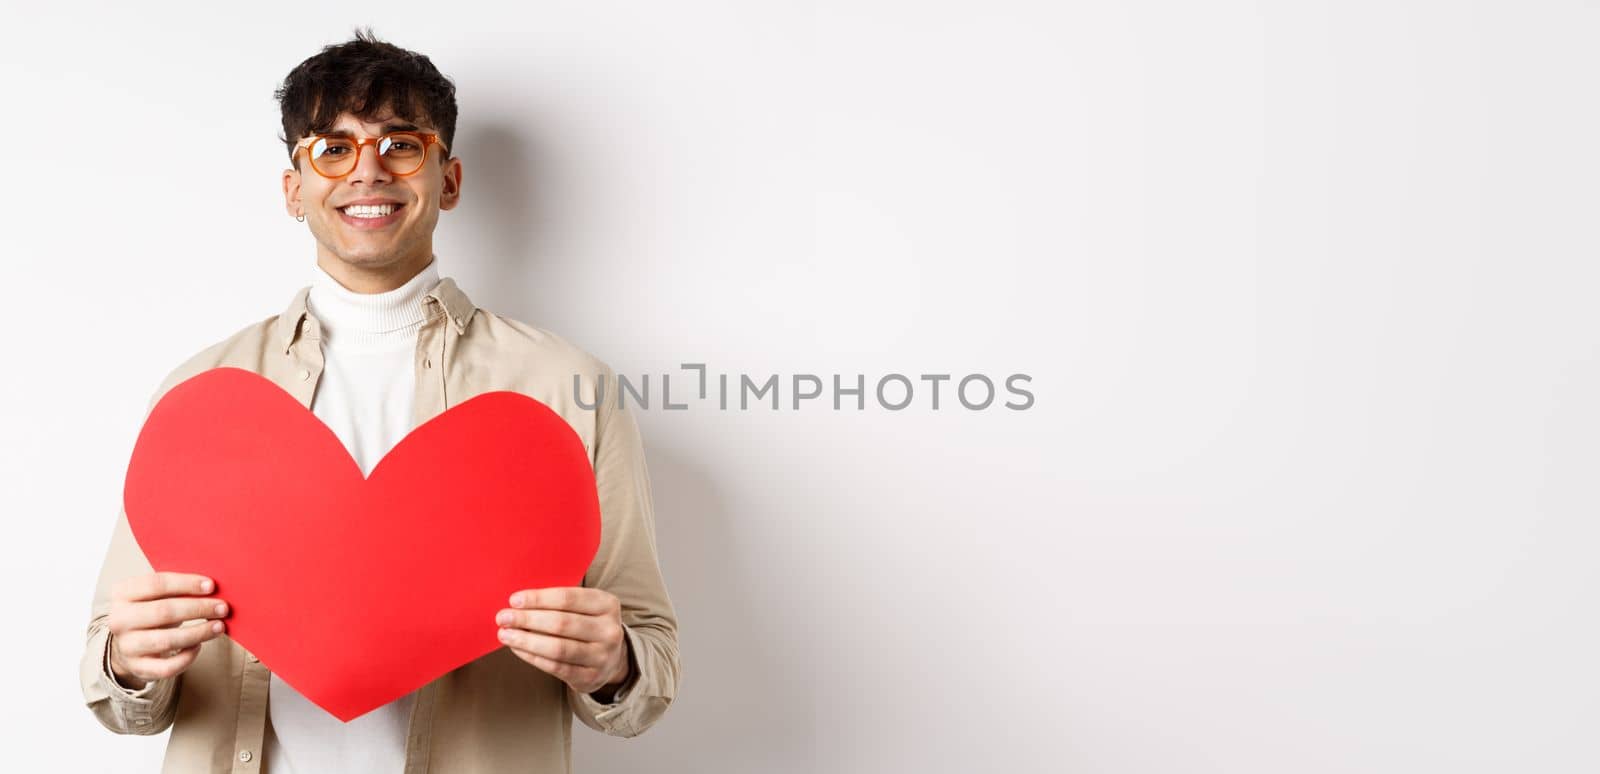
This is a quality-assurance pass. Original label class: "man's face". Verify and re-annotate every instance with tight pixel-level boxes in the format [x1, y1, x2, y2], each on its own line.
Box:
[281, 109, 462, 278]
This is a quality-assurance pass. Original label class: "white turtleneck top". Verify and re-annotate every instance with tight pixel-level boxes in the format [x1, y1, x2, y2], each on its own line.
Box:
[263, 256, 441, 774]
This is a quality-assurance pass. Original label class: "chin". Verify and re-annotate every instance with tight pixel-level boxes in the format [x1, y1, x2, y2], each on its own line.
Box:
[337, 240, 405, 260]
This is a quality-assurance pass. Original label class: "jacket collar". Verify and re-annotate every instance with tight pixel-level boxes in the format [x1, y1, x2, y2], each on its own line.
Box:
[276, 273, 477, 355]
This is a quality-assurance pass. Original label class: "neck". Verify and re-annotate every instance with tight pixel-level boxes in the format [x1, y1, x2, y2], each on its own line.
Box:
[315, 246, 436, 293]
[307, 255, 439, 344]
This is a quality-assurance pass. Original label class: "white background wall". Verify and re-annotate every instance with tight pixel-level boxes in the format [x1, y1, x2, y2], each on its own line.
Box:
[2, 1, 1596, 772]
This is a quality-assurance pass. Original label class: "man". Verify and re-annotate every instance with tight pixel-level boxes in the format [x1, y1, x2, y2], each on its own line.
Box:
[80, 29, 681, 773]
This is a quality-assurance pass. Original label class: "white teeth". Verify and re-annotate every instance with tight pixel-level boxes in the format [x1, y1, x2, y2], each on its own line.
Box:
[342, 204, 396, 218]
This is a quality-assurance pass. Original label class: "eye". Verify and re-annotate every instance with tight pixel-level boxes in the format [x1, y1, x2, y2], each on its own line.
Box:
[311, 140, 354, 158]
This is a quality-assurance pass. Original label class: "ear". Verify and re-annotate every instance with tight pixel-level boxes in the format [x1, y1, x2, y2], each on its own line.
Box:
[439, 155, 463, 212]
[282, 167, 303, 219]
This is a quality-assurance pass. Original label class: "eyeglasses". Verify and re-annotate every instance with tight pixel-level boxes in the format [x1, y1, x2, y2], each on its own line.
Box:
[293, 131, 448, 179]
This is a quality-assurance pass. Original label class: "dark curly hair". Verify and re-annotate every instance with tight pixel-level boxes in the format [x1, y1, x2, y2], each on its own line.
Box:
[275, 27, 458, 170]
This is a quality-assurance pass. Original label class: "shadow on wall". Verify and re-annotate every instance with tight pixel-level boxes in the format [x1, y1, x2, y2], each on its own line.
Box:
[452, 119, 818, 770]
[573, 445, 818, 773]
[447, 117, 564, 326]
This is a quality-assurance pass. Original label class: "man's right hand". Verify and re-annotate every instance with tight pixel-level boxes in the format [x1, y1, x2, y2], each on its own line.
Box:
[106, 572, 230, 690]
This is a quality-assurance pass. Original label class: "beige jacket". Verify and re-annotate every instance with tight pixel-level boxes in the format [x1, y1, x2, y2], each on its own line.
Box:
[81, 273, 680, 773]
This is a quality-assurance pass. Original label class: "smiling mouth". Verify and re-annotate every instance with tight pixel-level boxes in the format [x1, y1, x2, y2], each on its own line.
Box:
[337, 202, 405, 228]
[339, 203, 404, 219]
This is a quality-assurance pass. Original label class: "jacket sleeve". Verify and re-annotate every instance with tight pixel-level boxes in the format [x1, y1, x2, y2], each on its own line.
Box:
[81, 502, 183, 735]
[567, 365, 682, 738]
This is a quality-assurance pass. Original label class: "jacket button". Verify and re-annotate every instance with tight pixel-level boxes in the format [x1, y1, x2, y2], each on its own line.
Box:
[299, 368, 310, 381]
[238, 750, 253, 762]
[423, 358, 432, 369]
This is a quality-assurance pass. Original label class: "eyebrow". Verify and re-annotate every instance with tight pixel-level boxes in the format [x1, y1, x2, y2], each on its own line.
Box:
[315, 122, 424, 137]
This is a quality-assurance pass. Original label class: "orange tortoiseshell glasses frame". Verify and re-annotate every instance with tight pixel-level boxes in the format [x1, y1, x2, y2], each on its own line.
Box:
[292, 131, 449, 179]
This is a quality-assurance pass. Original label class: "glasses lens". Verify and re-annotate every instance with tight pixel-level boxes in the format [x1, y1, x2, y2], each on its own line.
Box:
[377, 133, 428, 175]
[303, 133, 432, 177]
[308, 137, 358, 177]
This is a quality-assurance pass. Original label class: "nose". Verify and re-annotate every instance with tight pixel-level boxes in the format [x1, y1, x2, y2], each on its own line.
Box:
[346, 139, 395, 186]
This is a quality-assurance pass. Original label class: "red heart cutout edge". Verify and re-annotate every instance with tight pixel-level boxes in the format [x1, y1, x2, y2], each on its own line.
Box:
[123, 367, 601, 721]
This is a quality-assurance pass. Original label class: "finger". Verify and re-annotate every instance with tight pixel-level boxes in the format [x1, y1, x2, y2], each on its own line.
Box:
[504, 647, 605, 690]
[119, 619, 225, 658]
[510, 587, 616, 616]
[495, 609, 607, 643]
[115, 573, 215, 603]
[118, 619, 226, 658]
[117, 597, 230, 632]
[497, 627, 601, 668]
[124, 644, 202, 681]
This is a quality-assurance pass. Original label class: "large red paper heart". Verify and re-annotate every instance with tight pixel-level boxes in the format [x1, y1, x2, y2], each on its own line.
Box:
[123, 367, 601, 722]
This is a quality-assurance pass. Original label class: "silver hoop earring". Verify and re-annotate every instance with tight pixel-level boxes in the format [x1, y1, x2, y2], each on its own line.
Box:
[295, 214, 306, 222]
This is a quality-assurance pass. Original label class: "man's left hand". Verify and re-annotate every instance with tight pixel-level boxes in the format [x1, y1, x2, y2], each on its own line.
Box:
[496, 587, 632, 697]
